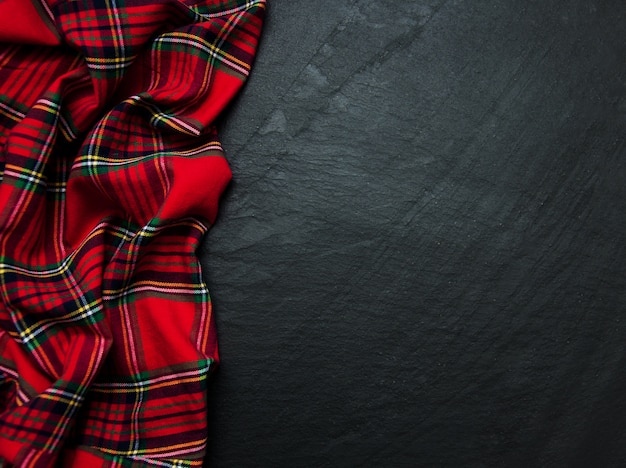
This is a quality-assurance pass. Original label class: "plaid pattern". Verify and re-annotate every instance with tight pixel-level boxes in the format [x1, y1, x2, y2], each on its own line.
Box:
[0, 1, 265, 466]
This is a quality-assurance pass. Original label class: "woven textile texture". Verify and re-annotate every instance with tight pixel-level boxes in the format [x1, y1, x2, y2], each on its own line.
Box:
[0, 1, 265, 466]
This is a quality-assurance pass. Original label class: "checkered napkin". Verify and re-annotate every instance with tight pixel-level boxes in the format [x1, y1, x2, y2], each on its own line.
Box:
[0, 1, 265, 466]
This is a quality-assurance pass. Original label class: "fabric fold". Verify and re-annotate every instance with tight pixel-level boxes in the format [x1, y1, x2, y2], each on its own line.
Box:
[0, 1, 266, 466]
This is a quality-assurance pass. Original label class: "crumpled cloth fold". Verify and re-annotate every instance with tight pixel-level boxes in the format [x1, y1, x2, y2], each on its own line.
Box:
[0, 1, 265, 466]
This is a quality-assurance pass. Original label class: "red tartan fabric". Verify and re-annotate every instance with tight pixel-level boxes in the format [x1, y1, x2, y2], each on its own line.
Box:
[0, 1, 265, 466]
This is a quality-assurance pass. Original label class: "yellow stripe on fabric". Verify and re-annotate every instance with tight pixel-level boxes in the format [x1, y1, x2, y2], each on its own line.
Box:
[162, 31, 251, 72]
[95, 437, 206, 457]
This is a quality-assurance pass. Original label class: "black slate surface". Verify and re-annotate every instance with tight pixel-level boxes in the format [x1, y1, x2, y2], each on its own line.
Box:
[202, 1, 626, 466]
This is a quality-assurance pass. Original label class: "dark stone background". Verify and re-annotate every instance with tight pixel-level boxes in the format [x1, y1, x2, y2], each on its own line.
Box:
[201, 1, 626, 466]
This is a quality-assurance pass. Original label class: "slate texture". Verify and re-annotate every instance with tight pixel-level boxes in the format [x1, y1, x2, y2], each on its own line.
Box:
[202, 1, 626, 466]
